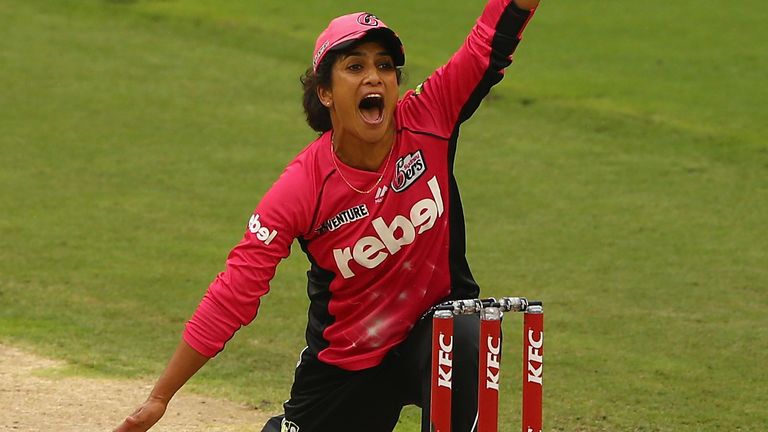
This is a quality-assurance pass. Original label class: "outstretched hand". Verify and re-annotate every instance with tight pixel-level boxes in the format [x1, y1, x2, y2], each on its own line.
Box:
[113, 340, 209, 432]
[113, 398, 167, 432]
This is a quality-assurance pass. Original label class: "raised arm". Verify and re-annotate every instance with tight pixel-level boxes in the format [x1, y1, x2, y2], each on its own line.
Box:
[398, 0, 540, 138]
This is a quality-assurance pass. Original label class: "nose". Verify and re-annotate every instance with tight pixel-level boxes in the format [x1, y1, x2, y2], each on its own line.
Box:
[363, 64, 383, 86]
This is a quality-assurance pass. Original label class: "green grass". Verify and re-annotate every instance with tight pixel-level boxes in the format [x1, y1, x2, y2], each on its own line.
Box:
[1, 0, 766, 430]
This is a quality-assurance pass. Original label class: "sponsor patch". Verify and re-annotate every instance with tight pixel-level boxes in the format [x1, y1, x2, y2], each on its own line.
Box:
[318, 204, 370, 234]
[281, 419, 300, 432]
[248, 213, 278, 245]
[391, 150, 426, 193]
[313, 40, 329, 68]
[333, 176, 443, 279]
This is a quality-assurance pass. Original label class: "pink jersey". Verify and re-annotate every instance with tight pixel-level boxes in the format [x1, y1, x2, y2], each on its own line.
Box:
[184, 0, 536, 371]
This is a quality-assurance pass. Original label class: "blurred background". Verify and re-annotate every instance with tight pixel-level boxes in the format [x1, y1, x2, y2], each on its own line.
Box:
[1, 1, 766, 430]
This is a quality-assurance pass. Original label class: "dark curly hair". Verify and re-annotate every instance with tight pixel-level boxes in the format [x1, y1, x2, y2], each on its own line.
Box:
[300, 36, 404, 133]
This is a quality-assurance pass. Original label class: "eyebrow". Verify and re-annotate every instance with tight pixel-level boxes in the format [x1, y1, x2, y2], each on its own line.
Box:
[343, 50, 392, 59]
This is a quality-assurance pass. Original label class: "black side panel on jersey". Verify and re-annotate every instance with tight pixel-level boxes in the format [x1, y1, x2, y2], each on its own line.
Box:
[445, 168, 480, 301]
[298, 237, 335, 355]
[446, 4, 531, 301]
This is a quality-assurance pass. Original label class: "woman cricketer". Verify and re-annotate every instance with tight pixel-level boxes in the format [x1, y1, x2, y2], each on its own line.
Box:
[115, 0, 540, 430]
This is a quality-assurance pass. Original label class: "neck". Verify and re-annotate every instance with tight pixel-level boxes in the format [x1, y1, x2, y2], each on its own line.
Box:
[331, 128, 395, 172]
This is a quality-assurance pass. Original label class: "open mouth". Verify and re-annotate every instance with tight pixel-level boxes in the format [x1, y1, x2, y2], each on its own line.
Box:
[358, 94, 385, 125]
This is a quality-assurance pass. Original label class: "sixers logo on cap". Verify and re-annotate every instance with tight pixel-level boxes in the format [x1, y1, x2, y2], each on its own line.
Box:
[357, 13, 380, 27]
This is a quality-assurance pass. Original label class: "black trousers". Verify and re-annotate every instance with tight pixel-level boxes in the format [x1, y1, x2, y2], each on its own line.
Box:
[263, 313, 481, 432]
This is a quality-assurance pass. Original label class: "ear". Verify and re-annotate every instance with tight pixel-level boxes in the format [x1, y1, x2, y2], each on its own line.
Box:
[317, 86, 333, 108]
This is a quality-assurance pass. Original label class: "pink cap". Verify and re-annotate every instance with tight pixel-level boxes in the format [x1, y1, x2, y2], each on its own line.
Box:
[312, 12, 405, 73]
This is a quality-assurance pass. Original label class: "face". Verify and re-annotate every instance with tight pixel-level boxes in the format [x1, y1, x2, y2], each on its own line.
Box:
[318, 41, 399, 146]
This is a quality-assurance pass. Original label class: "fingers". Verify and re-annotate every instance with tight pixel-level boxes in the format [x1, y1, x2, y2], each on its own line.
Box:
[113, 414, 143, 432]
[113, 404, 161, 432]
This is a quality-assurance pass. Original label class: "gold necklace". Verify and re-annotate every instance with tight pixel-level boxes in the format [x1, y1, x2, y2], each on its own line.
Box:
[330, 135, 394, 194]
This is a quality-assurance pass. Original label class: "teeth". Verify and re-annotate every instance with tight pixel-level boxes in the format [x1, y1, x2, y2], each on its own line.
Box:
[365, 94, 382, 99]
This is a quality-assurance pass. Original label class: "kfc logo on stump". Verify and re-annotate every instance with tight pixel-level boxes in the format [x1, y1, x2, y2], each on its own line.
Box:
[527, 328, 543, 385]
[485, 335, 501, 390]
[437, 332, 453, 389]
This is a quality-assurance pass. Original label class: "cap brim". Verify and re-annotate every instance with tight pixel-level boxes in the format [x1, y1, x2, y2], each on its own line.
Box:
[328, 28, 405, 68]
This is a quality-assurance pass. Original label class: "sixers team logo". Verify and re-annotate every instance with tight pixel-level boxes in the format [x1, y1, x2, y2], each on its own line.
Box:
[357, 13, 380, 27]
[391, 150, 427, 192]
